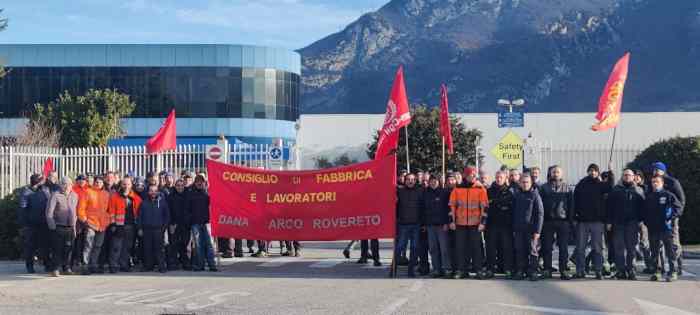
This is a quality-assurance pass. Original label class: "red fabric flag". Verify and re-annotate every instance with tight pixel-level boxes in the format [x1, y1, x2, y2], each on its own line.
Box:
[439, 84, 454, 154]
[375, 66, 411, 160]
[592, 53, 630, 131]
[42, 158, 54, 178]
[146, 109, 177, 154]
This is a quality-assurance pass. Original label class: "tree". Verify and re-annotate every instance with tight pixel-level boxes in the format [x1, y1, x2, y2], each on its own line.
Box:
[367, 105, 482, 173]
[30, 89, 136, 147]
[627, 136, 700, 244]
[314, 153, 358, 169]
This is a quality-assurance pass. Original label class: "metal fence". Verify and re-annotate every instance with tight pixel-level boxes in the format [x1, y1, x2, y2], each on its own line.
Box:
[0, 144, 296, 198]
[532, 141, 644, 184]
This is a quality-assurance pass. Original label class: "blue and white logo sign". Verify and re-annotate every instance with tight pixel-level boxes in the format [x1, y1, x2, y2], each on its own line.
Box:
[269, 147, 283, 161]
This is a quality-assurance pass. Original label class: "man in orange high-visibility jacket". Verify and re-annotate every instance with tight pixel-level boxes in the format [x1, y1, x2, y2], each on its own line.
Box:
[107, 177, 142, 273]
[78, 176, 112, 275]
[71, 174, 91, 269]
[449, 167, 488, 279]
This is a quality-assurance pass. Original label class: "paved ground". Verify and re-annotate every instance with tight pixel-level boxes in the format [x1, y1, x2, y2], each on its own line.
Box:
[0, 241, 699, 315]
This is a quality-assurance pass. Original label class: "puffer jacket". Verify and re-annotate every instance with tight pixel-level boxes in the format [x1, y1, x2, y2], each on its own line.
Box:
[188, 188, 211, 225]
[78, 187, 111, 232]
[137, 195, 171, 228]
[396, 186, 424, 225]
[19, 185, 51, 227]
[512, 189, 544, 234]
[606, 183, 645, 225]
[168, 189, 191, 226]
[574, 173, 615, 222]
[422, 187, 451, 225]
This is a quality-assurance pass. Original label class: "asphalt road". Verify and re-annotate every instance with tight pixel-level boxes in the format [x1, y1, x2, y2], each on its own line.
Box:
[0, 241, 698, 315]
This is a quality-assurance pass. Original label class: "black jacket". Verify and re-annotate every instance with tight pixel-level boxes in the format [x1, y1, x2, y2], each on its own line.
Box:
[574, 174, 614, 222]
[606, 183, 645, 225]
[486, 184, 515, 228]
[663, 175, 685, 208]
[137, 195, 171, 228]
[643, 189, 683, 233]
[187, 188, 210, 225]
[512, 189, 544, 234]
[167, 190, 191, 226]
[396, 186, 424, 225]
[19, 185, 51, 227]
[422, 187, 451, 225]
[540, 180, 574, 222]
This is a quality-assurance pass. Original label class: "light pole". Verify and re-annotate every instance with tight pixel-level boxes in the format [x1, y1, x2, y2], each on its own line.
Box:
[497, 98, 526, 113]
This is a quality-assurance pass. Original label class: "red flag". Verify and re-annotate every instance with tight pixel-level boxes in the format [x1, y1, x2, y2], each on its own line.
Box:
[375, 66, 411, 160]
[146, 109, 177, 154]
[592, 53, 630, 131]
[42, 158, 54, 178]
[439, 84, 454, 154]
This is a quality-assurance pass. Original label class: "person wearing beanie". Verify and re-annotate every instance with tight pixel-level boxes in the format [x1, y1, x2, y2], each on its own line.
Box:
[643, 175, 683, 282]
[18, 174, 52, 273]
[449, 166, 488, 279]
[651, 162, 686, 276]
[512, 174, 544, 281]
[484, 170, 516, 279]
[573, 163, 615, 280]
[422, 175, 452, 278]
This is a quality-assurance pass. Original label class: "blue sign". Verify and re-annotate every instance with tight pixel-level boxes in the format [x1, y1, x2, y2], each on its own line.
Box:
[498, 111, 524, 128]
[269, 147, 283, 161]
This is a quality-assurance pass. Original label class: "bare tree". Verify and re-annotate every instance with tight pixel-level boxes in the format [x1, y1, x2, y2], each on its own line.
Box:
[15, 118, 61, 147]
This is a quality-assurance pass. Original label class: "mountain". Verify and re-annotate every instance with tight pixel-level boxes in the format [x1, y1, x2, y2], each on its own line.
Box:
[299, 0, 700, 114]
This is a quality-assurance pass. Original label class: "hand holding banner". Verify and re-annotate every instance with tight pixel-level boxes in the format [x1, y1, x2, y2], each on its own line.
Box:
[207, 157, 397, 241]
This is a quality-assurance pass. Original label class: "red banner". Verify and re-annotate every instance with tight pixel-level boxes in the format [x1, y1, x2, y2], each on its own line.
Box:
[375, 66, 411, 160]
[207, 156, 397, 241]
[439, 84, 454, 154]
[592, 52, 630, 131]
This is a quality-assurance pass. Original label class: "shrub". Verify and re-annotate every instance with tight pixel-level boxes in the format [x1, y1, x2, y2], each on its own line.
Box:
[0, 188, 22, 259]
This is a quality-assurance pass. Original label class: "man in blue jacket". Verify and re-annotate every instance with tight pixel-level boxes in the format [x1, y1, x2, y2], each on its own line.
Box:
[512, 174, 544, 281]
[651, 162, 686, 275]
[644, 175, 683, 282]
[138, 184, 171, 273]
[606, 169, 645, 280]
[422, 175, 451, 278]
[18, 174, 52, 273]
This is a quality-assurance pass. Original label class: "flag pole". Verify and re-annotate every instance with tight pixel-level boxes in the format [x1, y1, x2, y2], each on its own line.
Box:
[608, 127, 618, 168]
[404, 126, 411, 173]
[442, 136, 446, 186]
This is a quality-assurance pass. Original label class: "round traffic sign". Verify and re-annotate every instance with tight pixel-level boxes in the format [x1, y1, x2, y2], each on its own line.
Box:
[208, 146, 222, 160]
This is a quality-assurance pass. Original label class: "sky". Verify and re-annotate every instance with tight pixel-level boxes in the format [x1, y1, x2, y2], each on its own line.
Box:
[0, 0, 387, 50]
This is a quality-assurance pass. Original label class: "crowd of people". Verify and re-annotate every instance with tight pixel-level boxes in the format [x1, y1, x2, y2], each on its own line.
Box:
[382, 162, 685, 282]
[16, 160, 686, 283]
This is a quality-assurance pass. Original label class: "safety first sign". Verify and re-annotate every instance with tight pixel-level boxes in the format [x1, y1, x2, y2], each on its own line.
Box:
[490, 131, 523, 169]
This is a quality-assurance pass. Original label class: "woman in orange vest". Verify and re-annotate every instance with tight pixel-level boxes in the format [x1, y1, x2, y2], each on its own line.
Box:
[79, 176, 112, 275]
[107, 177, 142, 273]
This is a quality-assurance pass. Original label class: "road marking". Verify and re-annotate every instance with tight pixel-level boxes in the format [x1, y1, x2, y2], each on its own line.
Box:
[408, 280, 424, 292]
[380, 297, 409, 315]
[259, 257, 301, 267]
[633, 298, 698, 315]
[81, 289, 251, 311]
[309, 259, 345, 268]
[492, 303, 626, 315]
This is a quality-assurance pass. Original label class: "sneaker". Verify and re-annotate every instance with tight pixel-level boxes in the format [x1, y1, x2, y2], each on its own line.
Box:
[248, 248, 255, 254]
[595, 272, 603, 280]
[513, 273, 525, 281]
[293, 251, 301, 257]
[627, 271, 637, 281]
[356, 258, 368, 264]
[430, 272, 442, 278]
[63, 268, 73, 275]
[615, 272, 627, 280]
[252, 251, 268, 258]
[373, 260, 382, 267]
[484, 270, 495, 279]
[342, 249, 351, 259]
[504, 271, 513, 280]
[560, 271, 572, 280]
[49, 270, 60, 277]
[221, 253, 233, 259]
[542, 270, 553, 279]
[453, 271, 466, 279]
[573, 272, 586, 279]
[108, 267, 118, 274]
[528, 273, 538, 282]
[666, 272, 677, 282]
[81, 268, 92, 276]
[281, 251, 291, 257]
[650, 273, 662, 281]
[234, 252, 244, 258]
[209, 267, 219, 272]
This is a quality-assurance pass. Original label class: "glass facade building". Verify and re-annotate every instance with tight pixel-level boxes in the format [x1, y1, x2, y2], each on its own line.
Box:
[0, 44, 301, 145]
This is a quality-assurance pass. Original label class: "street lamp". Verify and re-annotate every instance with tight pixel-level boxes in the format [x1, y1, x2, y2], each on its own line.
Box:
[497, 98, 526, 113]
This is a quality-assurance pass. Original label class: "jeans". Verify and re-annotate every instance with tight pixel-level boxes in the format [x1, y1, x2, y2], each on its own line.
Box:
[142, 227, 166, 270]
[173, 225, 192, 268]
[191, 224, 216, 270]
[514, 231, 539, 274]
[82, 227, 105, 269]
[485, 225, 514, 273]
[542, 220, 570, 272]
[455, 226, 483, 274]
[426, 225, 451, 274]
[576, 222, 604, 274]
[650, 230, 678, 274]
[110, 224, 136, 269]
[22, 226, 51, 271]
[395, 224, 420, 275]
[51, 226, 75, 272]
[613, 222, 640, 273]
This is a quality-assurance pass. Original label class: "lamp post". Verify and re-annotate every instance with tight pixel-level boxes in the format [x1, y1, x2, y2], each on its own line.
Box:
[497, 98, 526, 113]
